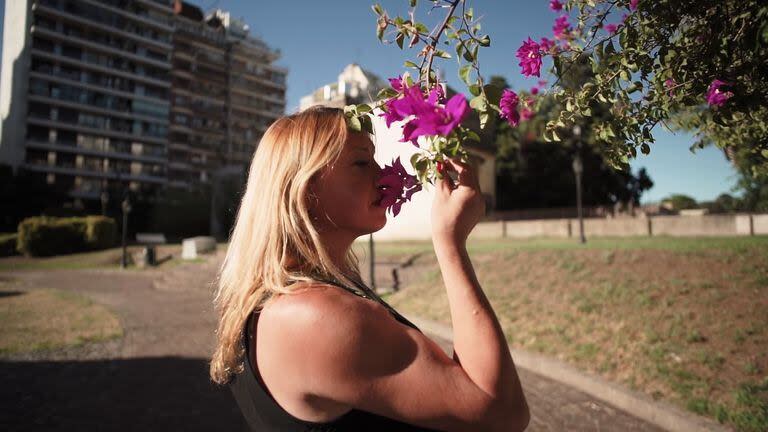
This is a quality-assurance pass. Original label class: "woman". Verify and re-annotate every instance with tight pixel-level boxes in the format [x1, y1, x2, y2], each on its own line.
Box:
[210, 106, 529, 431]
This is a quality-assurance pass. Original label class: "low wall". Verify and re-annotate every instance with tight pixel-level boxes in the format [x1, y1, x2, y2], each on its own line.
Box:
[467, 214, 766, 240]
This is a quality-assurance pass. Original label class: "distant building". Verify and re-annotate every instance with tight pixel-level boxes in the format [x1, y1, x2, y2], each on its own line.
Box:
[299, 63, 386, 111]
[299, 64, 497, 240]
[0, 0, 287, 206]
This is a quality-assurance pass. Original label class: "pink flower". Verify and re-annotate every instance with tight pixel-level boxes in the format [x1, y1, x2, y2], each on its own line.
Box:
[549, 0, 563, 12]
[531, 87, 540, 95]
[629, 0, 638, 10]
[521, 107, 535, 121]
[389, 84, 469, 146]
[553, 15, 571, 40]
[664, 78, 676, 97]
[388, 76, 404, 92]
[604, 23, 618, 34]
[499, 89, 520, 127]
[706, 79, 733, 107]
[377, 157, 421, 217]
[516, 37, 543, 77]
[539, 36, 556, 53]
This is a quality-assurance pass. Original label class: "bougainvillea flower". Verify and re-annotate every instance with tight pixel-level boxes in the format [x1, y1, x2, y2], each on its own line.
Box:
[549, 0, 563, 12]
[521, 107, 535, 122]
[381, 98, 405, 127]
[553, 15, 571, 40]
[605, 23, 618, 34]
[531, 87, 540, 95]
[706, 79, 733, 107]
[377, 157, 422, 217]
[388, 76, 405, 92]
[388, 84, 468, 146]
[499, 89, 521, 127]
[664, 78, 677, 97]
[629, 0, 638, 11]
[539, 37, 556, 53]
[516, 37, 542, 77]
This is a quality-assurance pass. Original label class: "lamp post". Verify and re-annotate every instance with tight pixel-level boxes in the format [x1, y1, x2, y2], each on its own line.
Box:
[100, 180, 109, 216]
[572, 125, 586, 244]
[121, 193, 132, 268]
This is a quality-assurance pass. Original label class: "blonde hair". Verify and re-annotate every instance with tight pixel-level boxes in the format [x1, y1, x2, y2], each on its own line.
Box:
[209, 106, 379, 385]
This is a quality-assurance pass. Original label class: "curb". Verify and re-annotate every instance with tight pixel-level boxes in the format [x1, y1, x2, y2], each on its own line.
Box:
[404, 314, 732, 432]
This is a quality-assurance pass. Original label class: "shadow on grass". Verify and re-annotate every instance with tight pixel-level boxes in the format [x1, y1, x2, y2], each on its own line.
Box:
[0, 291, 23, 299]
[0, 357, 247, 431]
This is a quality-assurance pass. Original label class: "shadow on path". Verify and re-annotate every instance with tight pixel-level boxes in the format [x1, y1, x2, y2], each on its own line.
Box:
[1, 357, 247, 432]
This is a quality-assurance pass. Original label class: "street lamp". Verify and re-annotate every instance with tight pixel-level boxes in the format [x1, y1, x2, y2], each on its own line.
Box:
[572, 125, 586, 244]
[121, 193, 132, 268]
[100, 180, 109, 216]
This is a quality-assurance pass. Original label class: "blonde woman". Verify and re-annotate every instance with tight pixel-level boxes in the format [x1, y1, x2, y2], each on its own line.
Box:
[210, 106, 529, 431]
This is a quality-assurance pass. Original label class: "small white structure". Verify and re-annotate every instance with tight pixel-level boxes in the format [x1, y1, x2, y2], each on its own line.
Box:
[182, 236, 217, 260]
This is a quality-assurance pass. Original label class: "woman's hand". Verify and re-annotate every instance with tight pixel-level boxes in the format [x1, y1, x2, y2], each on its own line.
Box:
[431, 157, 486, 247]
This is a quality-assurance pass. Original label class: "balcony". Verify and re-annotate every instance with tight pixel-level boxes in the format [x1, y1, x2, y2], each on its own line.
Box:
[82, 0, 175, 32]
[30, 49, 170, 89]
[24, 160, 167, 184]
[27, 117, 167, 145]
[32, 26, 170, 70]
[26, 140, 167, 164]
[33, 1, 172, 51]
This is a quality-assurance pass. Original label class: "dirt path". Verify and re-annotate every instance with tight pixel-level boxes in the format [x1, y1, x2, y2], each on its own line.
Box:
[1, 251, 663, 431]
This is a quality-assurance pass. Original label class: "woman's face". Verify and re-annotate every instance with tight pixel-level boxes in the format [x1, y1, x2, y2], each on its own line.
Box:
[309, 132, 387, 237]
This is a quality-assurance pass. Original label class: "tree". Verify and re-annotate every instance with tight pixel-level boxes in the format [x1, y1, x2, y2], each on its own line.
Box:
[662, 193, 698, 211]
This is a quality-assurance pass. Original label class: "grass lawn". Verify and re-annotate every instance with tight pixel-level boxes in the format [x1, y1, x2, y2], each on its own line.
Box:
[0, 243, 201, 272]
[380, 236, 768, 432]
[0, 281, 123, 355]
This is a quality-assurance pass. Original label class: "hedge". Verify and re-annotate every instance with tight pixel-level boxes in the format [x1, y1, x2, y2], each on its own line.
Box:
[0, 233, 17, 257]
[16, 216, 117, 257]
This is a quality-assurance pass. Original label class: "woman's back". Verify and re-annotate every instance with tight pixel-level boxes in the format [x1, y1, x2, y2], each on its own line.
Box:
[229, 280, 440, 431]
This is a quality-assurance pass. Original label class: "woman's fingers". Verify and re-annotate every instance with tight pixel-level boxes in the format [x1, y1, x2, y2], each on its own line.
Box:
[443, 157, 478, 189]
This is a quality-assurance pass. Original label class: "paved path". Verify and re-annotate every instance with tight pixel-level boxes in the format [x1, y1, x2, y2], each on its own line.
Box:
[1, 252, 663, 431]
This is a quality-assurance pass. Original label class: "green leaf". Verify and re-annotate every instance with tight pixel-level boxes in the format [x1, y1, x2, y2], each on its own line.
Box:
[434, 50, 451, 59]
[396, 32, 405, 49]
[409, 0, 417, 7]
[346, 115, 361, 132]
[640, 143, 650, 155]
[479, 35, 491, 47]
[479, 111, 490, 130]
[356, 104, 372, 114]
[468, 84, 481, 96]
[372, 4, 383, 16]
[410, 152, 422, 168]
[464, 130, 481, 142]
[469, 95, 487, 111]
[482, 84, 503, 106]
[459, 64, 472, 85]
[377, 88, 398, 100]
[404, 60, 419, 69]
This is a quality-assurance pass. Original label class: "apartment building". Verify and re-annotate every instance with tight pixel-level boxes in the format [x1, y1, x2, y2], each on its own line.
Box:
[0, 0, 287, 204]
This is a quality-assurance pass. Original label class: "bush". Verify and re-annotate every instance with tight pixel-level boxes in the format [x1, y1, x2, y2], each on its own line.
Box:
[16, 216, 117, 257]
[0, 233, 17, 257]
[84, 216, 117, 250]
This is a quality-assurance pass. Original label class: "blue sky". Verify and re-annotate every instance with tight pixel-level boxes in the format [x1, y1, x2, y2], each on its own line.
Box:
[0, 0, 738, 203]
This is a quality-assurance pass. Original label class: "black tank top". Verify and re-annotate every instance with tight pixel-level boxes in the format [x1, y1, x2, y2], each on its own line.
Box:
[229, 278, 440, 431]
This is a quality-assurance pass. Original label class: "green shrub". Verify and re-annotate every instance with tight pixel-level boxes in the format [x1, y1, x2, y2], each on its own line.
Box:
[84, 216, 117, 250]
[16, 216, 117, 257]
[0, 233, 18, 257]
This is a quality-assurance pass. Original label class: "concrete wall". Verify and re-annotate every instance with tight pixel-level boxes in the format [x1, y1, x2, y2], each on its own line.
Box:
[753, 214, 768, 235]
[363, 214, 768, 242]
[650, 215, 738, 237]
[505, 219, 570, 238]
